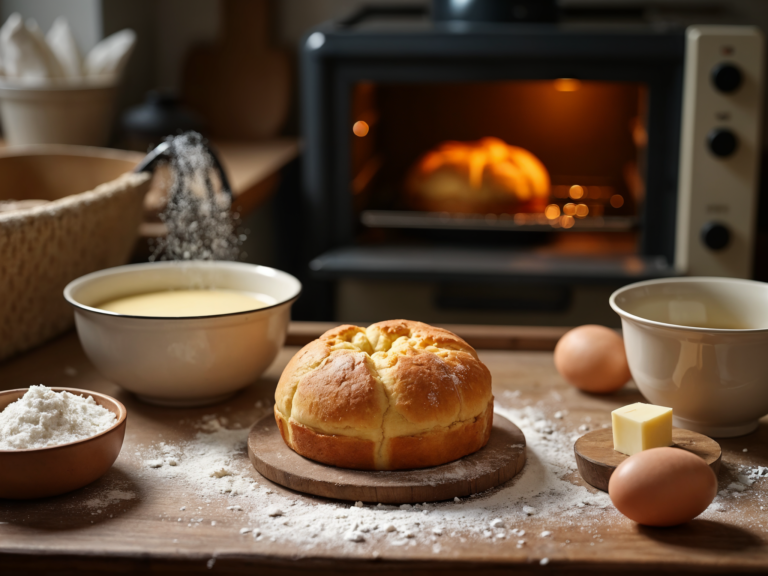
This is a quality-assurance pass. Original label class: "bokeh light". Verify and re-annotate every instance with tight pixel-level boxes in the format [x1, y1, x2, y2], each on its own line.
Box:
[544, 204, 561, 219]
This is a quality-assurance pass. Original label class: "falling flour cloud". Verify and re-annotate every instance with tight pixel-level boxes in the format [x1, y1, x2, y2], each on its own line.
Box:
[150, 132, 244, 263]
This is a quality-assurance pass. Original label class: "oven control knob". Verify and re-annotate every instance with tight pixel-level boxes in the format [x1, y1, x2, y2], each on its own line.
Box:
[701, 221, 731, 251]
[711, 63, 743, 93]
[708, 129, 738, 157]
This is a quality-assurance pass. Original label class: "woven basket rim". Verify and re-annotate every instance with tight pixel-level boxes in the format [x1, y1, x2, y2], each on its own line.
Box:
[0, 171, 150, 223]
[0, 144, 144, 162]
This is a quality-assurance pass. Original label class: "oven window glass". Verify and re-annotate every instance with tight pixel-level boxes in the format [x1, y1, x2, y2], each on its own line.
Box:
[350, 80, 648, 246]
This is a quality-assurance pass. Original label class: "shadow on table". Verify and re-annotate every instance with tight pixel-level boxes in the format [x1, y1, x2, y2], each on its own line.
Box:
[116, 377, 279, 427]
[639, 519, 763, 551]
[0, 467, 141, 530]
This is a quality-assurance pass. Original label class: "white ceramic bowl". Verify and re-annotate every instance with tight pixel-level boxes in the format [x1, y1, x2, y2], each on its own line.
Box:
[610, 277, 768, 437]
[0, 80, 117, 146]
[64, 261, 301, 407]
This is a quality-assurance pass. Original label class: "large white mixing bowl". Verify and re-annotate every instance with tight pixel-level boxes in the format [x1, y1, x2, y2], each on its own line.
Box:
[610, 277, 768, 437]
[64, 261, 301, 407]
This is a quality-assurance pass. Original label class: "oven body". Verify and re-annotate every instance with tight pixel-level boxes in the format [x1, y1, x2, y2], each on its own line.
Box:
[299, 15, 763, 324]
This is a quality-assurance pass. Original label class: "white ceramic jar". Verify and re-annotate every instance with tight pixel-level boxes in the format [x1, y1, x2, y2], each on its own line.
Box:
[64, 261, 301, 407]
[0, 80, 117, 146]
[610, 277, 768, 437]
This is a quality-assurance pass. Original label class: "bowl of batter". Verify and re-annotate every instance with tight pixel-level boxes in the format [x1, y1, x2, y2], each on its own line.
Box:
[64, 261, 301, 406]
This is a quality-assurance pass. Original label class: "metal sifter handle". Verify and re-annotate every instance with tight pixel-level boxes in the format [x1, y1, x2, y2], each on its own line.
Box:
[133, 135, 233, 197]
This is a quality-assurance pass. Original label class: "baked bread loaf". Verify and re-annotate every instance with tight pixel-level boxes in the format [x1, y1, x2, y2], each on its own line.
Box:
[406, 136, 550, 214]
[274, 320, 493, 470]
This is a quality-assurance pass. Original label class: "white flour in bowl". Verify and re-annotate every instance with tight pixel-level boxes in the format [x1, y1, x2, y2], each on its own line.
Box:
[0, 385, 116, 450]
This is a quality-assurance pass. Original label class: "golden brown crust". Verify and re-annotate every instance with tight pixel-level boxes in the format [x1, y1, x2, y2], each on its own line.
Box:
[367, 319, 477, 357]
[276, 401, 494, 471]
[275, 405, 378, 470]
[319, 324, 368, 347]
[275, 404, 291, 444]
[274, 325, 373, 419]
[444, 350, 494, 420]
[274, 319, 494, 470]
[291, 350, 387, 438]
[274, 338, 332, 418]
[384, 400, 494, 470]
[384, 348, 461, 427]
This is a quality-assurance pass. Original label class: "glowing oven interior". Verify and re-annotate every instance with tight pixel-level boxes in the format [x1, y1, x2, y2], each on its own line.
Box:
[350, 80, 648, 242]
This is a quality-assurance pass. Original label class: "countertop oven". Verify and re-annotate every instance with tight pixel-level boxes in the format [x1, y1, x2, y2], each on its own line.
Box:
[299, 5, 763, 325]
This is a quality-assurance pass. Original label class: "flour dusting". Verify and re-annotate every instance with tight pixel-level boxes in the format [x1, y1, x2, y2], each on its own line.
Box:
[133, 398, 624, 553]
[84, 490, 137, 509]
[125, 385, 768, 554]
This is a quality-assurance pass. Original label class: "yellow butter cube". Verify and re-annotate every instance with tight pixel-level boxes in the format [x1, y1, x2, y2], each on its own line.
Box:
[612, 402, 673, 456]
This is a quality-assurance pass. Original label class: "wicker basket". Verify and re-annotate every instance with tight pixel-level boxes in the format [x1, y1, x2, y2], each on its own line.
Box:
[0, 146, 150, 361]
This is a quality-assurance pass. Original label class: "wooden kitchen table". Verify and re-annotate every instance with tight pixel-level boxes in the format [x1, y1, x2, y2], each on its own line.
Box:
[1, 323, 767, 576]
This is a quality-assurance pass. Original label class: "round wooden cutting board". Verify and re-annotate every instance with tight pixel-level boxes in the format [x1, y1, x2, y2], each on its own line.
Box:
[574, 427, 722, 492]
[247, 413, 526, 504]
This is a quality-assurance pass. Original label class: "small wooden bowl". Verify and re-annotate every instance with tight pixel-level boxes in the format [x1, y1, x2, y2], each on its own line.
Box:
[0, 387, 127, 499]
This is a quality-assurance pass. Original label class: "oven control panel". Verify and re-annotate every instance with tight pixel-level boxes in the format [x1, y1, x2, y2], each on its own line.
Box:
[675, 25, 764, 278]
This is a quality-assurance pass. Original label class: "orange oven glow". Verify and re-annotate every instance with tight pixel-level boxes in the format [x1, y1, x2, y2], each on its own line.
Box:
[406, 137, 550, 214]
[553, 78, 582, 92]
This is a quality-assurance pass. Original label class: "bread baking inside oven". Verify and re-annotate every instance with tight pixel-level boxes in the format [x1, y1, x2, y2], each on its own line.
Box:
[274, 320, 494, 470]
[406, 136, 550, 214]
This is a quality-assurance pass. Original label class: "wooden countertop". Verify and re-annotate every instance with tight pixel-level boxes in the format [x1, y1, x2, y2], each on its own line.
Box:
[1, 324, 767, 575]
[0, 138, 300, 238]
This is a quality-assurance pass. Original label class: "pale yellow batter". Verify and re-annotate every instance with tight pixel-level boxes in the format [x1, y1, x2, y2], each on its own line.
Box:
[97, 289, 270, 317]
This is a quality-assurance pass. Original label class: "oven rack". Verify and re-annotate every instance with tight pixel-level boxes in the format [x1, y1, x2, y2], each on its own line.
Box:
[361, 210, 637, 232]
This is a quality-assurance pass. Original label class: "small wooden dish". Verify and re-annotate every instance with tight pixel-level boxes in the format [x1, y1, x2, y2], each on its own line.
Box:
[248, 413, 526, 504]
[0, 387, 127, 499]
[574, 427, 722, 492]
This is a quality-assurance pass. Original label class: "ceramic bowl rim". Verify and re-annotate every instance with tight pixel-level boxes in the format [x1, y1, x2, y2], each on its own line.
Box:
[610, 276, 768, 334]
[0, 387, 127, 453]
[0, 78, 116, 92]
[63, 261, 302, 321]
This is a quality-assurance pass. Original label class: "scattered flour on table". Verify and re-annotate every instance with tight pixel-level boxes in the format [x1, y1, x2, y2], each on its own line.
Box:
[136, 399, 768, 548]
[138, 401, 622, 552]
[84, 490, 137, 510]
[700, 463, 768, 517]
[0, 385, 116, 450]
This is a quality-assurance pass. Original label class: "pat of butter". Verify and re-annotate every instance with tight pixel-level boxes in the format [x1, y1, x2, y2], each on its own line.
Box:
[612, 402, 673, 456]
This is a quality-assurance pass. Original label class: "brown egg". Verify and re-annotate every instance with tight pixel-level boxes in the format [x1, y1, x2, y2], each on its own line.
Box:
[608, 447, 718, 526]
[553, 324, 631, 393]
